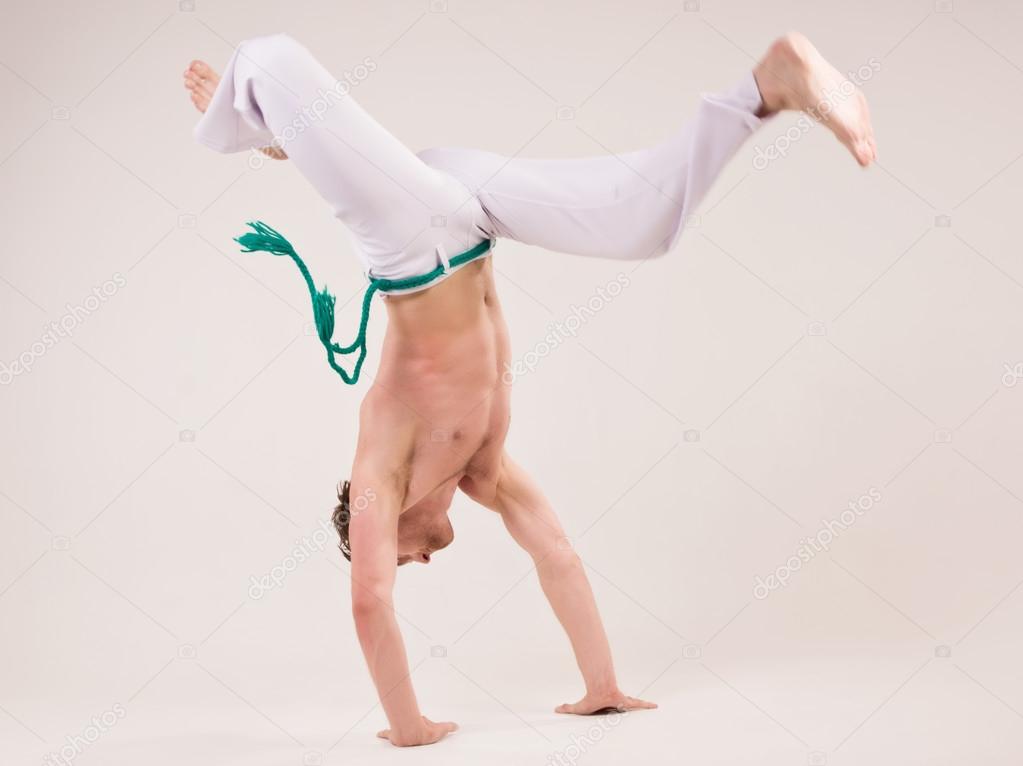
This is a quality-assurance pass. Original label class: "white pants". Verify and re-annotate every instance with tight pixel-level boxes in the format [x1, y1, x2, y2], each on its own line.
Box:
[195, 34, 765, 292]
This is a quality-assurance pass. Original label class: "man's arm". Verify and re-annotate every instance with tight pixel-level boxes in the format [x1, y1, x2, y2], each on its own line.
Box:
[348, 467, 457, 746]
[474, 453, 657, 715]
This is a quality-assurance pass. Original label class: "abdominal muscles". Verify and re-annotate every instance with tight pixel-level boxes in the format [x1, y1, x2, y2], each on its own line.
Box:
[374, 261, 511, 501]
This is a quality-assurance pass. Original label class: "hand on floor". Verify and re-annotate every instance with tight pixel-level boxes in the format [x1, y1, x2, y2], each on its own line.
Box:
[377, 715, 458, 747]
[555, 690, 657, 715]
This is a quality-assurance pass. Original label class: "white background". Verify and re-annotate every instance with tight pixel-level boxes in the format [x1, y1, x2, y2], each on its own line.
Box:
[2, 1, 1022, 764]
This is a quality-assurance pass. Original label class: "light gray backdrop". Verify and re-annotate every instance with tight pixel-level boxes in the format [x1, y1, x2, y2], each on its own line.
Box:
[2, 1, 1022, 765]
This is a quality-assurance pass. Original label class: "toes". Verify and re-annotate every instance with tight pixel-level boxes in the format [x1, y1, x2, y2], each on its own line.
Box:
[624, 696, 657, 710]
[189, 60, 213, 78]
[185, 61, 219, 93]
[828, 114, 859, 149]
[183, 65, 217, 108]
[184, 71, 209, 90]
[853, 139, 873, 167]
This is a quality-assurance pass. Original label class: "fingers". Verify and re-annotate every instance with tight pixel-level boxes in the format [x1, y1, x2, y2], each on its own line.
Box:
[556, 696, 658, 715]
[556, 701, 615, 715]
[623, 696, 657, 710]
[376, 729, 389, 739]
[424, 720, 458, 745]
[557, 704, 621, 715]
[555, 702, 612, 715]
[424, 717, 459, 733]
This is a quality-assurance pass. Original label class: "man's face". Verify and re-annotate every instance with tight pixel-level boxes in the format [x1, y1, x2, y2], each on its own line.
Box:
[332, 480, 455, 565]
[396, 549, 431, 566]
[396, 512, 454, 566]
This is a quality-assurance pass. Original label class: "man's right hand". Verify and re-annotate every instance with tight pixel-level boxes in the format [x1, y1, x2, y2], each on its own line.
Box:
[376, 716, 459, 747]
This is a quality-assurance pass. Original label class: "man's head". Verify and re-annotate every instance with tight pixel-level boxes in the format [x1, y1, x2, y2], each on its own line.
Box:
[333, 480, 454, 565]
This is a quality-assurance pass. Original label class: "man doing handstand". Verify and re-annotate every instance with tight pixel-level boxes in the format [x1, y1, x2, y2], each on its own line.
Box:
[185, 29, 875, 747]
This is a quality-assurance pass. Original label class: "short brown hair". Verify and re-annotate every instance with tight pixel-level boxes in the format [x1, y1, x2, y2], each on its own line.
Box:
[332, 480, 352, 561]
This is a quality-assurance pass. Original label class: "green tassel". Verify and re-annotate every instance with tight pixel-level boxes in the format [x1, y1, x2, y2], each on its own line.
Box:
[235, 220, 370, 385]
[312, 289, 336, 347]
[233, 220, 494, 386]
[235, 220, 298, 258]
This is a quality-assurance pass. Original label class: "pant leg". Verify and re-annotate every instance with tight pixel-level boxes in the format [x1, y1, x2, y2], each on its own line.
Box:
[417, 72, 765, 261]
[194, 34, 492, 280]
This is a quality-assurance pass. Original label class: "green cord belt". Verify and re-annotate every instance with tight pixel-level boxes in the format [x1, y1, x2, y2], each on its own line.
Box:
[235, 221, 494, 385]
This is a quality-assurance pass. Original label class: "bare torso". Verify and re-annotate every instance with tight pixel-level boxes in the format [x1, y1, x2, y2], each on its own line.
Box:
[355, 257, 510, 518]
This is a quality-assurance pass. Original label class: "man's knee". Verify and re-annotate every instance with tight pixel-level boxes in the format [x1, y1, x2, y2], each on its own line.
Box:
[238, 33, 312, 71]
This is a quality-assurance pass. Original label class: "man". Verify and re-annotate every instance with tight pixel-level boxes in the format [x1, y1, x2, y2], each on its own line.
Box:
[185, 29, 874, 747]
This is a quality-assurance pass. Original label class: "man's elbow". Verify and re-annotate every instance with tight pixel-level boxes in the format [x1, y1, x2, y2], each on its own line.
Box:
[351, 586, 393, 621]
[538, 547, 583, 576]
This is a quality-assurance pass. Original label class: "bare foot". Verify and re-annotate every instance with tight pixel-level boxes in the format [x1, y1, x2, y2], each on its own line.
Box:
[183, 59, 219, 113]
[753, 33, 876, 167]
[183, 59, 287, 160]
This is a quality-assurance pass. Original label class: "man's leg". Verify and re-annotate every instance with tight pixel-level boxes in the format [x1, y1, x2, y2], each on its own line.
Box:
[419, 33, 876, 262]
[191, 34, 492, 279]
[420, 71, 763, 261]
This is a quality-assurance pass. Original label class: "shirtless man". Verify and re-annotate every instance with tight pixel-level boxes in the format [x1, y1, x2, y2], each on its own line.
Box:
[185, 30, 875, 747]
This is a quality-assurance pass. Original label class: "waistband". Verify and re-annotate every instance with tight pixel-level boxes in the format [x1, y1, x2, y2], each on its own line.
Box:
[235, 221, 494, 385]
